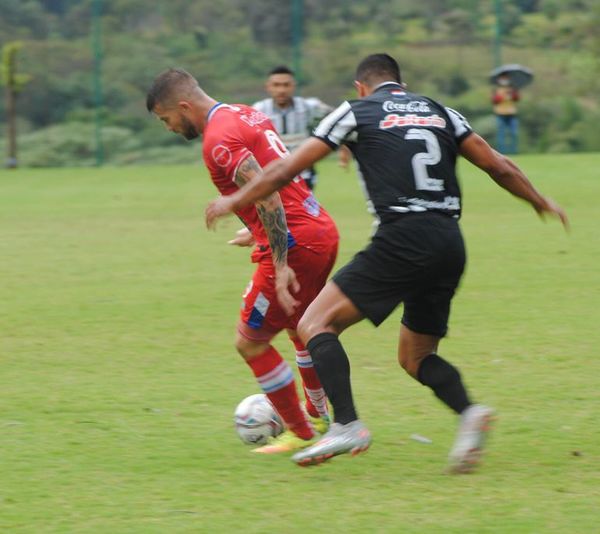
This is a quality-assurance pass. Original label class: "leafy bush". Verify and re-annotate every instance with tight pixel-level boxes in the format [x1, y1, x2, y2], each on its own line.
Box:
[15, 122, 139, 167]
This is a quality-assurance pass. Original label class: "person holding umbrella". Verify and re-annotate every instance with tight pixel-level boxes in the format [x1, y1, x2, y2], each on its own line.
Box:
[490, 64, 533, 155]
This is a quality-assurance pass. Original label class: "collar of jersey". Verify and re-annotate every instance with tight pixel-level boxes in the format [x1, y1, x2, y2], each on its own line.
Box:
[373, 81, 404, 93]
[206, 102, 226, 123]
[274, 97, 296, 112]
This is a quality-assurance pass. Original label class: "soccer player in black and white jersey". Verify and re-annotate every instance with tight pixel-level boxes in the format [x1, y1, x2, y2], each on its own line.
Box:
[206, 54, 568, 472]
[252, 66, 333, 191]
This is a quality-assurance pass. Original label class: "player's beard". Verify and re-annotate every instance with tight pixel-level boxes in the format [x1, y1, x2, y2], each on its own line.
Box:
[181, 116, 199, 140]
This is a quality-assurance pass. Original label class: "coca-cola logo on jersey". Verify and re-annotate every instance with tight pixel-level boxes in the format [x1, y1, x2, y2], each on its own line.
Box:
[212, 144, 232, 167]
[382, 100, 431, 113]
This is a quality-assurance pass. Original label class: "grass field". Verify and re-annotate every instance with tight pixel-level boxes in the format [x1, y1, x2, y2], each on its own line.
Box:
[1, 154, 599, 533]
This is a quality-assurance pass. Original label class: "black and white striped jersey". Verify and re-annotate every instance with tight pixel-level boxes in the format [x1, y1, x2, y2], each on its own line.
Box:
[313, 82, 473, 220]
[253, 96, 332, 152]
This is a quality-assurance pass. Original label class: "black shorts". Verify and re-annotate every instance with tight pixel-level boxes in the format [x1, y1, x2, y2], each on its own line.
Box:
[332, 212, 466, 337]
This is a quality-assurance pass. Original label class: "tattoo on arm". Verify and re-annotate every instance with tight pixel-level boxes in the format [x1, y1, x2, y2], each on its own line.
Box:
[234, 154, 289, 266]
[256, 203, 288, 266]
[233, 155, 262, 188]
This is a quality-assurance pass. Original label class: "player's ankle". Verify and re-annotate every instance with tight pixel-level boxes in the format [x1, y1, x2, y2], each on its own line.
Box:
[305, 402, 320, 418]
[293, 425, 317, 440]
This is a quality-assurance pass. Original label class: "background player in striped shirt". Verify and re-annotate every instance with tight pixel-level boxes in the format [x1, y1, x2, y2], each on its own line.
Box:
[253, 65, 333, 191]
[253, 65, 352, 191]
[146, 68, 339, 454]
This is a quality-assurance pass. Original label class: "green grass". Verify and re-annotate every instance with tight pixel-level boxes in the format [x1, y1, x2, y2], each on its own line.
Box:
[1, 154, 599, 533]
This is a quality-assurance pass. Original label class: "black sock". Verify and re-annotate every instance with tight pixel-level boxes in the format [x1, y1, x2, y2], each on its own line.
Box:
[417, 353, 471, 414]
[306, 333, 358, 425]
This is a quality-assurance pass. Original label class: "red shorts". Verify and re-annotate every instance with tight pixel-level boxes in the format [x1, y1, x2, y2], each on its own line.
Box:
[238, 243, 338, 342]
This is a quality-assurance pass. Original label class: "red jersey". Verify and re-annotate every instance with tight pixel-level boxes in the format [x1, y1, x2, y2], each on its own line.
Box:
[202, 103, 338, 262]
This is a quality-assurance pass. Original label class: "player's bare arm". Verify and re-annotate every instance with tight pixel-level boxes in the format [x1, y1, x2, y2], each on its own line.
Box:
[460, 133, 569, 229]
[233, 154, 300, 314]
[205, 138, 332, 228]
[233, 155, 289, 267]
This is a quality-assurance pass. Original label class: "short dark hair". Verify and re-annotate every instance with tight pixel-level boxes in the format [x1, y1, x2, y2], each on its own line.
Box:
[146, 68, 197, 112]
[269, 65, 294, 77]
[355, 54, 401, 86]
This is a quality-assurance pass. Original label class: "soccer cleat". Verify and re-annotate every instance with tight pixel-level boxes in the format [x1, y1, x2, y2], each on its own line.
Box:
[291, 420, 372, 466]
[448, 404, 496, 474]
[252, 430, 318, 454]
[309, 413, 331, 435]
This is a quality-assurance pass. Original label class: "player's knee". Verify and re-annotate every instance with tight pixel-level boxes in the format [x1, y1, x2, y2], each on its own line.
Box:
[234, 333, 268, 361]
[398, 351, 415, 376]
[296, 316, 311, 345]
[297, 314, 325, 345]
[234, 335, 250, 358]
[398, 349, 428, 378]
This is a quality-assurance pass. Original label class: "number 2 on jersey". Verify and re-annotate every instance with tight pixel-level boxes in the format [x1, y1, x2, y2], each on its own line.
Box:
[405, 128, 444, 191]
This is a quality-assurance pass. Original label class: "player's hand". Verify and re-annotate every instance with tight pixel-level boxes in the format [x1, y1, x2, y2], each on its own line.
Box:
[205, 196, 235, 230]
[535, 196, 570, 231]
[275, 264, 301, 316]
[338, 145, 352, 170]
[228, 227, 255, 247]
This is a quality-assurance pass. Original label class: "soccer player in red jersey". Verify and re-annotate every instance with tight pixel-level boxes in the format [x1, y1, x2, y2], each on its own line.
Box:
[146, 68, 339, 453]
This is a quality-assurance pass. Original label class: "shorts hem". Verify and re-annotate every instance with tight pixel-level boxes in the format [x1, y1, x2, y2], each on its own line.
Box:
[237, 322, 279, 343]
[400, 318, 448, 338]
[331, 279, 385, 327]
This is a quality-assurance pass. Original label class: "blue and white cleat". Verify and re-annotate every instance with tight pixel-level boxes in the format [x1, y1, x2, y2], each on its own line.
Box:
[448, 404, 496, 474]
[291, 420, 371, 466]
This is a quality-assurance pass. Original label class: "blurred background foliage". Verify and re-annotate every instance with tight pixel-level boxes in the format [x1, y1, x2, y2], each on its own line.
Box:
[1, 0, 599, 167]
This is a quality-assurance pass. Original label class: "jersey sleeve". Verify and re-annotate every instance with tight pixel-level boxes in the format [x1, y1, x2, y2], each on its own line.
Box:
[312, 101, 358, 149]
[304, 97, 333, 117]
[205, 130, 253, 184]
[252, 99, 266, 113]
[445, 107, 473, 144]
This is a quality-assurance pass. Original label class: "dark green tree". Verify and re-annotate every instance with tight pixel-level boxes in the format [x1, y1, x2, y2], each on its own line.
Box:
[1, 41, 31, 168]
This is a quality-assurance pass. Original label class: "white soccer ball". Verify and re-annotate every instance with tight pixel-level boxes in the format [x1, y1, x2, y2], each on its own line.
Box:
[234, 393, 284, 445]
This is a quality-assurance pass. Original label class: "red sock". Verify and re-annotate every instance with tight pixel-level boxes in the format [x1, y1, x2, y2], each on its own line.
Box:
[290, 337, 329, 419]
[246, 346, 314, 440]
